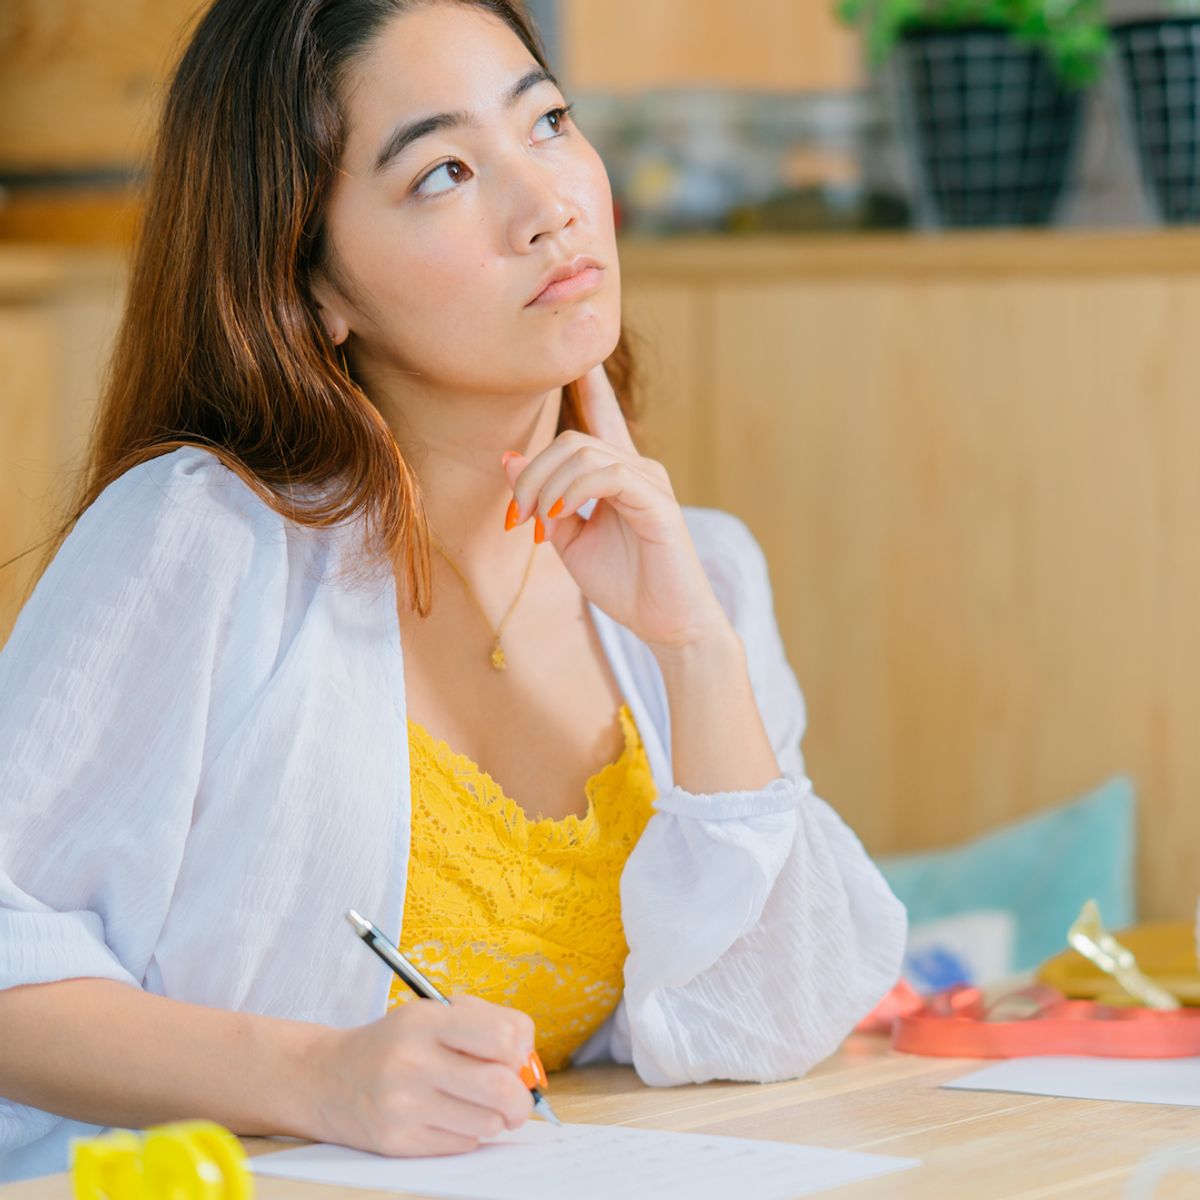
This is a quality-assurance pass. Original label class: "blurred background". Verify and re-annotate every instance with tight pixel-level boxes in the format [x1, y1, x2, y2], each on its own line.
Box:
[2, 1, 1199, 988]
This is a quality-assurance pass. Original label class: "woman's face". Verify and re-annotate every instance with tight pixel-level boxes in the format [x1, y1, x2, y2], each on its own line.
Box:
[316, 2, 621, 400]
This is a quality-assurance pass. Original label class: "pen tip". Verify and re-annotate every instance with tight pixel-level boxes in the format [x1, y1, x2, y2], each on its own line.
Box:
[345, 910, 371, 936]
[534, 1097, 563, 1127]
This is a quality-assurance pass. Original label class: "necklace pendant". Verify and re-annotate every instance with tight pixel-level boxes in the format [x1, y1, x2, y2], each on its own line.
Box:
[490, 643, 507, 671]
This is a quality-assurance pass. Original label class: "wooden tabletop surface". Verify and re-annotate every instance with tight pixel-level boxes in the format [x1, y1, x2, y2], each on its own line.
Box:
[4, 1035, 1197, 1199]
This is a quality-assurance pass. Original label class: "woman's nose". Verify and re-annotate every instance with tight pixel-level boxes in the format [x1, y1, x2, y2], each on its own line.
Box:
[506, 164, 578, 252]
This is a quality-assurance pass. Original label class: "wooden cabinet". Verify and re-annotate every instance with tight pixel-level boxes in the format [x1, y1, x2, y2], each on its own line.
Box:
[623, 231, 1200, 922]
[0, 249, 124, 643]
[562, 0, 859, 92]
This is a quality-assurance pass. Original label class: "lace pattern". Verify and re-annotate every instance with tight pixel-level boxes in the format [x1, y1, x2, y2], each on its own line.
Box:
[393, 706, 657, 1070]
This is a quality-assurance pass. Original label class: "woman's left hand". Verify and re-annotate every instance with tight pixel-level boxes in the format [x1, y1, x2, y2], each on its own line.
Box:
[502, 363, 731, 654]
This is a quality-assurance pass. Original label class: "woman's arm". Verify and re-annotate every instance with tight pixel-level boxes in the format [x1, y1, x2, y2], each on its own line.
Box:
[0, 448, 533, 1161]
[0, 979, 536, 1155]
[610, 512, 904, 1086]
[651, 627, 780, 794]
[0, 980, 320, 1136]
[505, 367, 904, 1087]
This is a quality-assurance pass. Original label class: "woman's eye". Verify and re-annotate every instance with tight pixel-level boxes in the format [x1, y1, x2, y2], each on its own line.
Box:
[414, 159, 470, 197]
[532, 105, 573, 143]
[411, 107, 572, 196]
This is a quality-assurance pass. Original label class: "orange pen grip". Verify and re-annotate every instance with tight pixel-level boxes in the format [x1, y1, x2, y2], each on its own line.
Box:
[518, 1051, 549, 1091]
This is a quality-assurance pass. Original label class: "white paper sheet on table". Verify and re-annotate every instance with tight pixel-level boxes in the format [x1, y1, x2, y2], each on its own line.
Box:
[251, 1121, 919, 1200]
[944, 1056, 1200, 1107]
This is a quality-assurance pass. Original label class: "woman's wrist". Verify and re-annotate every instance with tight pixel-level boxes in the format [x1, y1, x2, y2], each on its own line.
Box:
[272, 1019, 348, 1143]
[650, 621, 783, 795]
[648, 616, 743, 687]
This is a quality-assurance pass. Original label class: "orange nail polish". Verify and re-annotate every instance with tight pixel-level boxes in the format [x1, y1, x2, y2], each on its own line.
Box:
[534, 517, 545, 545]
[502, 450, 519, 467]
[505, 499, 519, 531]
[548, 498, 564, 519]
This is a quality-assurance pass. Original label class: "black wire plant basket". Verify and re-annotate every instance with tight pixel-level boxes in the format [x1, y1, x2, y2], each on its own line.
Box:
[1114, 17, 1200, 224]
[895, 25, 1086, 227]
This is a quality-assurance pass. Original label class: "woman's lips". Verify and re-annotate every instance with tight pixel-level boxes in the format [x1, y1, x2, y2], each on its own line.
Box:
[526, 264, 604, 308]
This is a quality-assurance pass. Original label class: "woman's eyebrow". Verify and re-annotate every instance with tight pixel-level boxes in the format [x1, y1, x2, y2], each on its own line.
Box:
[372, 66, 558, 174]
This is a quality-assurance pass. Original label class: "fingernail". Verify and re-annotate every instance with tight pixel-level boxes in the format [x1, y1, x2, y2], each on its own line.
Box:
[505, 499, 520, 531]
[548, 498, 564, 519]
[501, 450, 519, 467]
[534, 517, 545, 545]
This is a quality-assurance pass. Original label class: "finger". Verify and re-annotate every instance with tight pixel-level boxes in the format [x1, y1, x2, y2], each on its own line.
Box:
[502, 436, 628, 527]
[399, 1125, 481, 1158]
[436, 996, 535, 1069]
[435, 1056, 533, 1131]
[421, 1089, 512, 1142]
[501, 451, 529, 498]
[538, 447, 670, 525]
[551, 462, 667, 533]
[576, 362, 637, 454]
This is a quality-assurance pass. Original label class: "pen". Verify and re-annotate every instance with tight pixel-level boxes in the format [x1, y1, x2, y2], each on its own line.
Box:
[345, 910, 562, 1126]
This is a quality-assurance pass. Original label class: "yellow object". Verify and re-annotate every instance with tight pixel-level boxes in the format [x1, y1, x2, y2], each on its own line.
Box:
[70, 1122, 250, 1200]
[396, 705, 657, 1070]
[1039, 920, 1200, 1006]
[1066, 900, 1181, 1010]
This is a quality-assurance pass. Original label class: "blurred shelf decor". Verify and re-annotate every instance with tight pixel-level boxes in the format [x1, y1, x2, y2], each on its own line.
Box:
[837, 0, 1110, 228]
[575, 89, 910, 235]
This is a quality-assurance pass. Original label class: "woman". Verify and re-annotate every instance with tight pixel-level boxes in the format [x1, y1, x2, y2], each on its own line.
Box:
[0, 0, 905, 1181]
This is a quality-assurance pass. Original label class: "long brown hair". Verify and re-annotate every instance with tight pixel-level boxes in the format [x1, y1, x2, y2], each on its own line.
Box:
[46, 0, 637, 614]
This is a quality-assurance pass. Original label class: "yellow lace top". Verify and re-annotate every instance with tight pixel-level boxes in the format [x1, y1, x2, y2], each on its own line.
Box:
[391, 705, 657, 1070]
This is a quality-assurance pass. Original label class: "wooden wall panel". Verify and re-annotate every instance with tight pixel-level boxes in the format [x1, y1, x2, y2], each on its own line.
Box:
[563, 0, 860, 93]
[0, 1, 201, 169]
[698, 271, 1200, 922]
[0, 250, 124, 647]
[0, 305, 56, 643]
[620, 285, 709, 504]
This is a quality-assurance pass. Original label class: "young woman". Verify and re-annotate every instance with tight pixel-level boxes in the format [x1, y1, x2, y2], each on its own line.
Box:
[0, 0, 905, 1181]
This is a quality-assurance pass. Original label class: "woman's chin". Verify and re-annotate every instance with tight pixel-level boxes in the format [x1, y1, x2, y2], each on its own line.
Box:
[536, 315, 622, 382]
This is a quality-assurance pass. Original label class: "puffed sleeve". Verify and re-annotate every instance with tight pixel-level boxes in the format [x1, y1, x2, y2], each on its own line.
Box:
[0, 448, 287, 1147]
[595, 511, 906, 1086]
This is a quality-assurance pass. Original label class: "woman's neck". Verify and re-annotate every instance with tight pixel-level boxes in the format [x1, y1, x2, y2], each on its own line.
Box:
[378, 377, 565, 581]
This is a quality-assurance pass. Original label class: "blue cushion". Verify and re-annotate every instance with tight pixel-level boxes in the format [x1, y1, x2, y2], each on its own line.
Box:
[877, 777, 1136, 973]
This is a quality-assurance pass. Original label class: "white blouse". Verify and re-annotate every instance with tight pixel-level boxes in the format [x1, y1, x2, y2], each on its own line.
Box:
[0, 447, 905, 1181]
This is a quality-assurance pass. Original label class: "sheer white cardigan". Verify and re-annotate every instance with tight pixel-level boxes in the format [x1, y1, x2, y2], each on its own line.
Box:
[0, 447, 905, 1180]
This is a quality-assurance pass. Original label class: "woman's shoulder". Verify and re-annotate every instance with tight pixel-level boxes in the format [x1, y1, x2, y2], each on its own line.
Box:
[33, 446, 303, 622]
[85, 445, 285, 541]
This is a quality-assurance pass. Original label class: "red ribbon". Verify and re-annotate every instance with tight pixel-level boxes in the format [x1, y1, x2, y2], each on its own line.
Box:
[887, 984, 1200, 1059]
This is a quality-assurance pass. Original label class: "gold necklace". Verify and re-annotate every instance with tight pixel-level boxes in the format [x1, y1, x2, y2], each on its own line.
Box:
[430, 535, 539, 671]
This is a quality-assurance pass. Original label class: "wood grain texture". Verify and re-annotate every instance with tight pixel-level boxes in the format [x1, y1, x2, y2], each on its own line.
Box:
[0, 306, 56, 645]
[0, 248, 124, 647]
[619, 234, 1200, 923]
[562, 0, 861, 92]
[0, 1, 201, 169]
[4, 1042, 1198, 1199]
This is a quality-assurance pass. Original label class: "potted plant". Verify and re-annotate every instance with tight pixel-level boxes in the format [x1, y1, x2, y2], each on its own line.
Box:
[1113, 1, 1200, 223]
[837, 1, 1110, 227]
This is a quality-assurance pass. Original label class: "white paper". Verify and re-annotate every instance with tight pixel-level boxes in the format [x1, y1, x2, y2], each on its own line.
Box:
[944, 1056, 1200, 1107]
[251, 1121, 919, 1200]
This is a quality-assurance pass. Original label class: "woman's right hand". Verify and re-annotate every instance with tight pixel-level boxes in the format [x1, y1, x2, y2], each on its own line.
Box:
[309, 995, 537, 1156]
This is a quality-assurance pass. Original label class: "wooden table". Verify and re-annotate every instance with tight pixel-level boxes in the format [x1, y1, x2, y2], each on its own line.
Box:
[4, 1035, 1197, 1199]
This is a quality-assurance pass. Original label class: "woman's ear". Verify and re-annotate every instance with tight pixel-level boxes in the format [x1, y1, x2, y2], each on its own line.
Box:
[311, 271, 352, 346]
